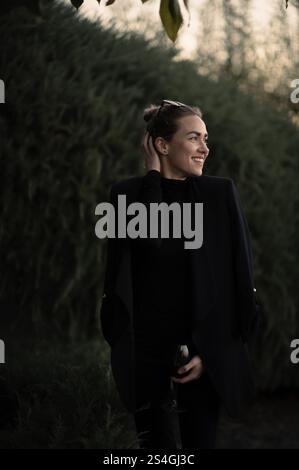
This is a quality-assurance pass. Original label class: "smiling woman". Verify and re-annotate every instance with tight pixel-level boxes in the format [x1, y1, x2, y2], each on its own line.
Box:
[145, 100, 209, 179]
[100, 99, 258, 450]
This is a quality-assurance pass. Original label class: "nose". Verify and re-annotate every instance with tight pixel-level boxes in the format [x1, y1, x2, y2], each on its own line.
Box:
[197, 141, 209, 157]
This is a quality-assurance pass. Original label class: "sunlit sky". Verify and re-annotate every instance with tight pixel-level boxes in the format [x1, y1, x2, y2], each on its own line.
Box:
[71, 0, 298, 60]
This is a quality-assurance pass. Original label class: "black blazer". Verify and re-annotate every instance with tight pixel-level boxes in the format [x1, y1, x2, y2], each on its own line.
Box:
[100, 172, 259, 418]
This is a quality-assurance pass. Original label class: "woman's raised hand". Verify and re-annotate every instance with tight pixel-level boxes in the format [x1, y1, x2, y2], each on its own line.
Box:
[141, 131, 161, 173]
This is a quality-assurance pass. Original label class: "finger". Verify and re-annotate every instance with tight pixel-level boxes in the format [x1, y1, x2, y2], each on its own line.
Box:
[171, 372, 198, 384]
[141, 133, 150, 151]
[148, 135, 157, 153]
[141, 132, 147, 147]
[177, 357, 201, 374]
[145, 133, 151, 149]
[171, 366, 203, 383]
[177, 361, 193, 375]
[171, 367, 194, 381]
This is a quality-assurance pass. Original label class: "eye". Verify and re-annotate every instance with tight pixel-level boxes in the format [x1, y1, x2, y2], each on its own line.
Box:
[189, 135, 209, 144]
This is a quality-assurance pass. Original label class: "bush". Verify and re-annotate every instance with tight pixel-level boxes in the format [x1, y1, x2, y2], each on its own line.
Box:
[1, 1, 299, 392]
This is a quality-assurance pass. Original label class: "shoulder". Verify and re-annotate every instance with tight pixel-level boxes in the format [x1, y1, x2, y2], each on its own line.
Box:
[110, 173, 236, 195]
[192, 174, 235, 193]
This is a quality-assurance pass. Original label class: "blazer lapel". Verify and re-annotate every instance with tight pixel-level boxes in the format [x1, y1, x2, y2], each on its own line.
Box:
[186, 176, 218, 328]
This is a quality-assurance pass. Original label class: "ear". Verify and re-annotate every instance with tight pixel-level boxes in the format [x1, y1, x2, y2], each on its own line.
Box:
[154, 136, 169, 156]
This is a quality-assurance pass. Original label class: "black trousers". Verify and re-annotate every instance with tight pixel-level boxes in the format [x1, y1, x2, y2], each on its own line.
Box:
[133, 344, 221, 450]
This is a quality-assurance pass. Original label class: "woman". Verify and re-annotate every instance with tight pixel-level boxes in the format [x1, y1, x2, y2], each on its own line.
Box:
[100, 99, 258, 449]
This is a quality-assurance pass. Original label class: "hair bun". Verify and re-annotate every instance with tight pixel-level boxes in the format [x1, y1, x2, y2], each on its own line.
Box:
[143, 104, 158, 123]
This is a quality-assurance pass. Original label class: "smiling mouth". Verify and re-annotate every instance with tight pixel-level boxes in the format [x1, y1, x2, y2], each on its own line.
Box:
[191, 156, 205, 163]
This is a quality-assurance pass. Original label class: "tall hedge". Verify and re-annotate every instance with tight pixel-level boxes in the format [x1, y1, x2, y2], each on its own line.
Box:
[1, 2, 299, 390]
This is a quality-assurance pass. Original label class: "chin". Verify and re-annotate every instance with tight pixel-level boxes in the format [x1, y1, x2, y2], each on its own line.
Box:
[191, 168, 203, 177]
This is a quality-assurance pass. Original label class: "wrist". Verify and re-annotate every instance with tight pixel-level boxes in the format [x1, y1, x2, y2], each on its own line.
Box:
[145, 166, 160, 173]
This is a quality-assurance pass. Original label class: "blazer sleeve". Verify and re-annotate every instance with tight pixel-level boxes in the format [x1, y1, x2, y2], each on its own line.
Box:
[100, 171, 162, 346]
[101, 184, 120, 297]
[227, 179, 258, 342]
[100, 184, 127, 348]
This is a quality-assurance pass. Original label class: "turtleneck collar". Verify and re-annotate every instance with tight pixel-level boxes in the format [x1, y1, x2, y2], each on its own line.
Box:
[161, 175, 191, 184]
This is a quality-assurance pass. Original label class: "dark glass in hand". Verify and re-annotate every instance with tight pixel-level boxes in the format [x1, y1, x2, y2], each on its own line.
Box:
[171, 345, 190, 379]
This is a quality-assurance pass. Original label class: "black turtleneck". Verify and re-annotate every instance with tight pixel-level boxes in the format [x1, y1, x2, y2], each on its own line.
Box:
[131, 170, 197, 358]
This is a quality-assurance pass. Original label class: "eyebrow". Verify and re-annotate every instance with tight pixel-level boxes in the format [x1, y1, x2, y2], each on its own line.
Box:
[186, 131, 208, 138]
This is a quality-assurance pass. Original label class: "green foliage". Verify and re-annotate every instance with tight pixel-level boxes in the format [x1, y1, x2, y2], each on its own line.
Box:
[1, 1, 299, 394]
[159, 0, 184, 43]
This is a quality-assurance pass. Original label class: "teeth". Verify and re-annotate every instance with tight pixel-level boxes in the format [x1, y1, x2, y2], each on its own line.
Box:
[192, 157, 203, 162]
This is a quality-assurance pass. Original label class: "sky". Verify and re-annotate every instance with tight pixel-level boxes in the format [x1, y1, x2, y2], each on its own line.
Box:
[73, 0, 298, 60]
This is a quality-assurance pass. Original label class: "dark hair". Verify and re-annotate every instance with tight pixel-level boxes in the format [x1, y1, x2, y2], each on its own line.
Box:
[143, 100, 203, 143]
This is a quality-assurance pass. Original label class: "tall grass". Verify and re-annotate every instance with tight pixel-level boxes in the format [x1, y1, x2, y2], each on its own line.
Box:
[0, 1, 299, 398]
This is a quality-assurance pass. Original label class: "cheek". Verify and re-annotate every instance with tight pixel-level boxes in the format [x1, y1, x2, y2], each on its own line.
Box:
[174, 150, 189, 165]
[183, 141, 194, 152]
[169, 143, 192, 164]
[178, 142, 192, 155]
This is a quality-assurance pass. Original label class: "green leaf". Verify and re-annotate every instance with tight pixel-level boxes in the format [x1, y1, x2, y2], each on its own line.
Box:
[159, 0, 183, 43]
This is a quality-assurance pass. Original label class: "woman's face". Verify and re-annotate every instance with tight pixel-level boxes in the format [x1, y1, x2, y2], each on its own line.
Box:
[156, 114, 209, 179]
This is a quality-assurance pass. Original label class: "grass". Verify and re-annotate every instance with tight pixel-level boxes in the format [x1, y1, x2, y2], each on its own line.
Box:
[0, 338, 137, 449]
[1, 338, 298, 449]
